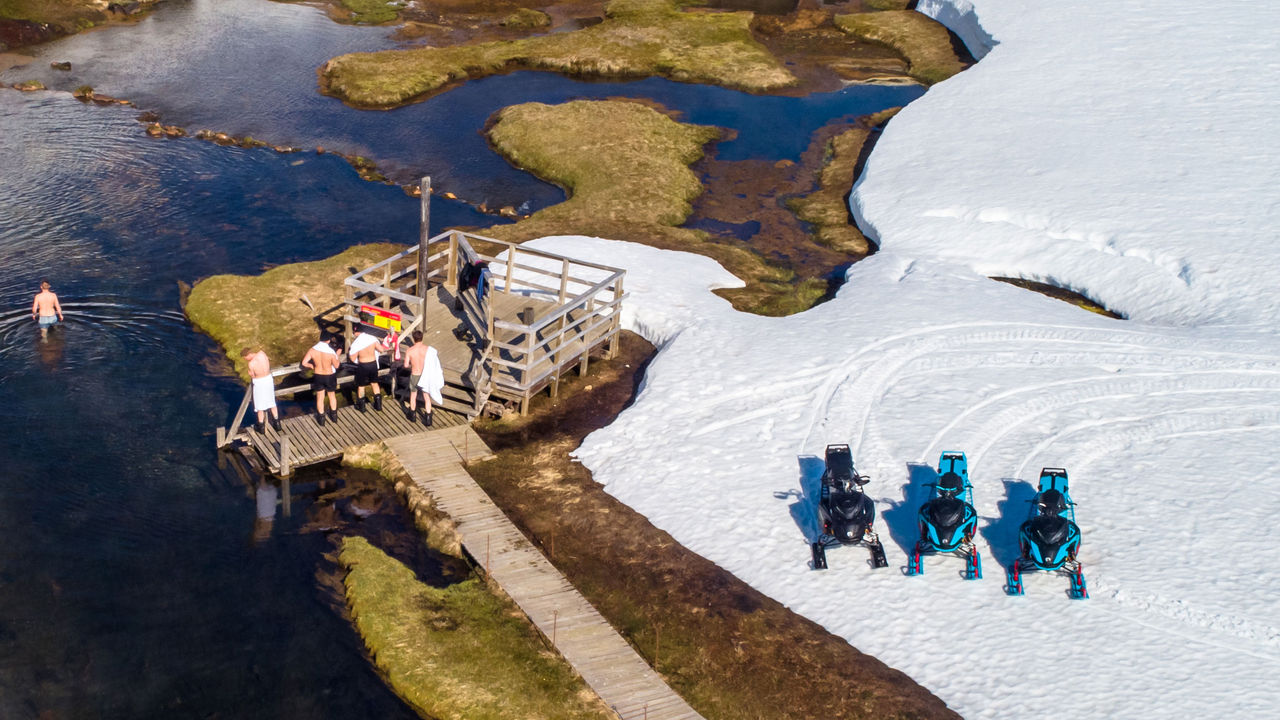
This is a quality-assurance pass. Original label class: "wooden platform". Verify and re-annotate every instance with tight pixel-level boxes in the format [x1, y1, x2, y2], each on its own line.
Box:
[242, 401, 466, 475]
[385, 432, 704, 720]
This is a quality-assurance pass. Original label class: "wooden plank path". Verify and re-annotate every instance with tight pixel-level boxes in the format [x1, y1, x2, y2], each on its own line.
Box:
[385, 431, 704, 720]
[242, 401, 466, 475]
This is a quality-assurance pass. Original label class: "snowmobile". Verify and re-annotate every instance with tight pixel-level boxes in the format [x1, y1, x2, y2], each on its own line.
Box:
[906, 451, 981, 579]
[1006, 467, 1088, 598]
[811, 444, 889, 570]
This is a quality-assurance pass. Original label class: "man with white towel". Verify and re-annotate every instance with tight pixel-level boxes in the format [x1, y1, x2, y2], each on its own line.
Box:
[403, 330, 444, 427]
[301, 332, 342, 426]
[241, 346, 281, 433]
[349, 323, 386, 413]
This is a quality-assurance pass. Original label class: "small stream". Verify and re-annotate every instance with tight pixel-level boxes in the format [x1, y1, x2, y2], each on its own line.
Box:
[0, 0, 924, 715]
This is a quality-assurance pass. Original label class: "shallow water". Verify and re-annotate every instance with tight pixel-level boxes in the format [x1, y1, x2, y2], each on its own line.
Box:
[0, 0, 924, 715]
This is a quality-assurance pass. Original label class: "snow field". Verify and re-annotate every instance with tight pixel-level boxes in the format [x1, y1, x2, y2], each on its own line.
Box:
[524, 238, 1280, 718]
[510, 0, 1280, 715]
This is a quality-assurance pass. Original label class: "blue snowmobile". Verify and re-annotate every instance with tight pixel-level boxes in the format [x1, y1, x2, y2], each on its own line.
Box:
[811, 444, 889, 570]
[906, 451, 982, 579]
[1006, 468, 1088, 598]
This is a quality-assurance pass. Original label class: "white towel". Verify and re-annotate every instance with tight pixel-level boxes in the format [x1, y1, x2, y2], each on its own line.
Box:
[311, 341, 337, 355]
[251, 375, 276, 412]
[349, 332, 379, 354]
[415, 346, 445, 405]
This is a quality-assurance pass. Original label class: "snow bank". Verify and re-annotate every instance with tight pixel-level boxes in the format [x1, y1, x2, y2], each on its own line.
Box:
[854, 0, 1280, 326]
[515, 0, 1280, 716]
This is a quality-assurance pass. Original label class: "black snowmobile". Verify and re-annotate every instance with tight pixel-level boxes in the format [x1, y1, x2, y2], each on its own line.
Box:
[811, 444, 889, 570]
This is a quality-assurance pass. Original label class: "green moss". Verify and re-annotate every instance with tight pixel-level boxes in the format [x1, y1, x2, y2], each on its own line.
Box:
[835, 10, 967, 85]
[321, 0, 794, 108]
[341, 536, 611, 720]
[789, 108, 900, 254]
[500, 7, 550, 28]
[339, 0, 399, 24]
[185, 243, 403, 380]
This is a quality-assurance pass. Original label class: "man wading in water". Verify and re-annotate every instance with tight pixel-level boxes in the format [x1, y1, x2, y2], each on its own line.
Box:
[31, 280, 64, 339]
[242, 347, 282, 432]
[349, 322, 385, 412]
[301, 333, 341, 426]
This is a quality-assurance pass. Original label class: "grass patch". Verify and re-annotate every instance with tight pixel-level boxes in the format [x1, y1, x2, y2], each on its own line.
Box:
[789, 107, 900, 254]
[340, 536, 612, 720]
[835, 10, 967, 85]
[185, 243, 403, 380]
[320, 0, 794, 108]
[500, 7, 550, 28]
[468, 332, 958, 719]
[0, 0, 100, 26]
[337, 0, 400, 24]
[485, 98, 832, 316]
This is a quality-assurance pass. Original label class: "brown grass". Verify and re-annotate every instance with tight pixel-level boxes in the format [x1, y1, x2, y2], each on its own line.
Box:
[835, 10, 968, 85]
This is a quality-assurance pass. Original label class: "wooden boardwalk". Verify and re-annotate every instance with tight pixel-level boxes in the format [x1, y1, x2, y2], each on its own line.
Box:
[243, 402, 466, 476]
[385, 431, 704, 720]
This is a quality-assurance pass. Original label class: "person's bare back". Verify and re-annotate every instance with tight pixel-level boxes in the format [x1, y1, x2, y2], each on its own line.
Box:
[406, 342, 427, 376]
[246, 350, 270, 379]
[31, 280, 63, 336]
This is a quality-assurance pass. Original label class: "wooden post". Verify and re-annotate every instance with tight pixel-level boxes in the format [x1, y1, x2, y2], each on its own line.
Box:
[279, 435, 292, 477]
[558, 258, 569, 303]
[504, 246, 514, 296]
[607, 275, 623, 359]
[224, 386, 253, 447]
[418, 175, 431, 300]
[381, 265, 391, 310]
[216, 426, 226, 449]
[281, 474, 291, 518]
[447, 232, 459, 287]
[343, 283, 354, 353]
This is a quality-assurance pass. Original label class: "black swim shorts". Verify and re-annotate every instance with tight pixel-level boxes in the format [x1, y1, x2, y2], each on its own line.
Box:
[312, 373, 337, 393]
[355, 360, 379, 386]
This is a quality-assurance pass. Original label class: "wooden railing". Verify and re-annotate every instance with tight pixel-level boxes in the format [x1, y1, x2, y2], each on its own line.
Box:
[435, 230, 627, 403]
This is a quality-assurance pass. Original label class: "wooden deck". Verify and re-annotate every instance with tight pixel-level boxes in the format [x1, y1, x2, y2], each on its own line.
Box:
[385, 431, 704, 720]
[242, 402, 466, 476]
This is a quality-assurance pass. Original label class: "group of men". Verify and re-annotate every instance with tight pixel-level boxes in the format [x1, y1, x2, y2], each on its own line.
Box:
[241, 325, 445, 434]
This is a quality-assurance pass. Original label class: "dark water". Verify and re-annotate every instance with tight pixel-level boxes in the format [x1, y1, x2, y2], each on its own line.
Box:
[1, 0, 921, 210]
[0, 0, 923, 716]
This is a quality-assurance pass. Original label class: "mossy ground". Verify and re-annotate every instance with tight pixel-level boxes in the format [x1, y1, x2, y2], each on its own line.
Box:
[321, 0, 794, 108]
[340, 536, 612, 720]
[0, 0, 100, 27]
[335, 0, 401, 25]
[835, 10, 968, 85]
[485, 98, 839, 316]
[185, 243, 403, 380]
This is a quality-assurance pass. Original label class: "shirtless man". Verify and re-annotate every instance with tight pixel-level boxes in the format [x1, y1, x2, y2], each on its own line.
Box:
[403, 331, 429, 421]
[348, 324, 385, 412]
[301, 333, 342, 426]
[31, 280, 64, 338]
[242, 346, 281, 432]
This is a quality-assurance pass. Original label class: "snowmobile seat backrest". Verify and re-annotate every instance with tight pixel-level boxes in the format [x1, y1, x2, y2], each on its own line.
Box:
[1038, 468, 1069, 494]
[937, 471, 964, 495]
[824, 444, 854, 482]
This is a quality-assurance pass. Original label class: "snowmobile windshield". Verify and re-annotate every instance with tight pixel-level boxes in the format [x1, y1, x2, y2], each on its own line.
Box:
[937, 471, 964, 496]
[925, 497, 966, 529]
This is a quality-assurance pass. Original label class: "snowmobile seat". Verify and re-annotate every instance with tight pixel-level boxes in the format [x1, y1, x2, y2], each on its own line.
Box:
[937, 471, 964, 495]
[1037, 489, 1068, 516]
[824, 445, 855, 483]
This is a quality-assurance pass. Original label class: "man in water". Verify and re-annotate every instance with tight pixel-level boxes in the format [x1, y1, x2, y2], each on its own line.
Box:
[301, 333, 342, 427]
[31, 280, 64, 338]
[403, 330, 443, 426]
[242, 346, 282, 432]
[348, 322, 385, 412]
